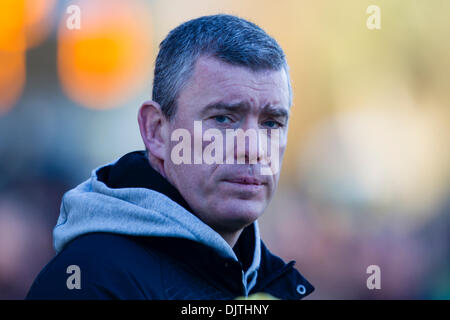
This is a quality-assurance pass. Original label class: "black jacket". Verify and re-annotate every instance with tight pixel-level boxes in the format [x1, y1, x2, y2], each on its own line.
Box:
[26, 151, 314, 300]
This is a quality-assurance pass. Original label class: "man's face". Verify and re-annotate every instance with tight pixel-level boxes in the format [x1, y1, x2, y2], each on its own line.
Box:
[163, 56, 290, 234]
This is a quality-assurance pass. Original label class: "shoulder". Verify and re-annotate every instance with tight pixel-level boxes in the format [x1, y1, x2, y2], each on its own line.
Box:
[26, 233, 163, 299]
[59, 232, 158, 262]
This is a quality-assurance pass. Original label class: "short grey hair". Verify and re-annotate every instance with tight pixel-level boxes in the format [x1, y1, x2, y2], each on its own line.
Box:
[152, 14, 292, 120]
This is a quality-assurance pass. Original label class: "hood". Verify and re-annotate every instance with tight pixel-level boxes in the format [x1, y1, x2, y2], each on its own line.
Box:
[53, 151, 261, 295]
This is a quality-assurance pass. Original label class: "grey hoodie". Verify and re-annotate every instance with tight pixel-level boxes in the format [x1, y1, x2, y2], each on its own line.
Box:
[53, 158, 261, 295]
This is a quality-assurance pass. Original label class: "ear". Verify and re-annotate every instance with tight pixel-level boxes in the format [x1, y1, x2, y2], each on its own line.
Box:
[138, 101, 169, 163]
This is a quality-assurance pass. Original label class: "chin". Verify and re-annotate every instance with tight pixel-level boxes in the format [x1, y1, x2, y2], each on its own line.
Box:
[210, 198, 265, 230]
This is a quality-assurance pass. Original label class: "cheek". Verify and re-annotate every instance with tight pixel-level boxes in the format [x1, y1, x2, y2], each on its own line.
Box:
[279, 145, 287, 162]
[277, 136, 288, 161]
[167, 162, 217, 196]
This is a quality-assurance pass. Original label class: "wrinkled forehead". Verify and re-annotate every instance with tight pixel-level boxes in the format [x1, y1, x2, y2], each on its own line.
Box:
[177, 56, 290, 114]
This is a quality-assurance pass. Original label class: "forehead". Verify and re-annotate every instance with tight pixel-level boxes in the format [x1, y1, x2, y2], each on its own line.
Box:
[176, 56, 290, 114]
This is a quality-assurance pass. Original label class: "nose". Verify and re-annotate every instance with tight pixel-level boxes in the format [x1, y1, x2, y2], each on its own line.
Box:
[232, 121, 266, 165]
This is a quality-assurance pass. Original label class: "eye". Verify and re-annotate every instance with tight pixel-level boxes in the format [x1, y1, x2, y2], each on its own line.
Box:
[262, 120, 282, 129]
[213, 115, 232, 124]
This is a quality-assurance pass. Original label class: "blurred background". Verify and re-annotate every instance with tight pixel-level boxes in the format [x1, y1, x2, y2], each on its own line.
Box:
[0, 0, 449, 299]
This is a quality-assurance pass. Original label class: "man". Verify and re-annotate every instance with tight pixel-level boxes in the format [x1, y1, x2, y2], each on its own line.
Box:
[26, 14, 314, 300]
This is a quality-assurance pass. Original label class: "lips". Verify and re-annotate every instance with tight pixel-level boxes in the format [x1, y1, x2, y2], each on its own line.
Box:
[224, 176, 264, 185]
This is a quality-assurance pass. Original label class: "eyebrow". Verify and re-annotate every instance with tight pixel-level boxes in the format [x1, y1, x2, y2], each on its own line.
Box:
[261, 104, 290, 119]
[200, 101, 289, 119]
[200, 102, 249, 117]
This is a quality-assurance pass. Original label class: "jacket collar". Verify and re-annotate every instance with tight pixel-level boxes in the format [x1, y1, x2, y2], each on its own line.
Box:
[253, 242, 315, 299]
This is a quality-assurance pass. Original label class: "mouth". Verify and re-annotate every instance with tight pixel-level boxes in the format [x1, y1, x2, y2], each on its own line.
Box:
[222, 176, 266, 195]
[224, 176, 264, 185]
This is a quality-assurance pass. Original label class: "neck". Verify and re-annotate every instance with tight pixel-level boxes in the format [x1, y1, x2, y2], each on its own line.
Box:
[219, 228, 244, 248]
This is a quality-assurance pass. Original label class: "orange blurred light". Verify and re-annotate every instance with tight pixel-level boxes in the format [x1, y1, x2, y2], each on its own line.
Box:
[0, 0, 54, 113]
[0, 50, 25, 114]
[0, 0, 55, 51]
[0, 0, 26, 52]
[58, 0, 153, 109]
